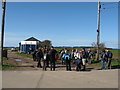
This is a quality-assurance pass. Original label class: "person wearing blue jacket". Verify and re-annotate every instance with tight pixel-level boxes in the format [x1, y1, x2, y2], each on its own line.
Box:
[62, 50, 71, 71]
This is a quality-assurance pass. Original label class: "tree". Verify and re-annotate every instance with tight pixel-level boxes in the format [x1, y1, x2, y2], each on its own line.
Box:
[91, 42, 97, 47]
[91, 42, 106, 51]
[91, 42, 106, 60]
[41, 40, 52, 47]
[99, 43, 106, 51]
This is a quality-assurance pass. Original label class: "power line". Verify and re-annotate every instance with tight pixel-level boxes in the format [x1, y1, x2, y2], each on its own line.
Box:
[101, 2, 118, 10]
[102, 2, 118, 5]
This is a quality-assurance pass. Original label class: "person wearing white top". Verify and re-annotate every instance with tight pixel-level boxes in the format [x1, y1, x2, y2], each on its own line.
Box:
[74, 49, 82, 71]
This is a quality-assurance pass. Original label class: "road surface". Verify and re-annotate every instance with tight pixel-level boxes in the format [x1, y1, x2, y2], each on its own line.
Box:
[2, 69, 118, 88]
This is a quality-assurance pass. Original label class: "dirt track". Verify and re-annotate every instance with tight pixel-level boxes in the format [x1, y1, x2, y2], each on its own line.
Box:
[6, 50, 70, 71]
[4, 50, 101, 71]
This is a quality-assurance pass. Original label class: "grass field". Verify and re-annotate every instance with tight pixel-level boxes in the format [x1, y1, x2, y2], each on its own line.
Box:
[109, 49, 120, 55]
[91, 59, 120, 66]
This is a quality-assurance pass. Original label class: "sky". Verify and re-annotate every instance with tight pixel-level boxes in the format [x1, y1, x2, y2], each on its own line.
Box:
[0, 2, 118, 48]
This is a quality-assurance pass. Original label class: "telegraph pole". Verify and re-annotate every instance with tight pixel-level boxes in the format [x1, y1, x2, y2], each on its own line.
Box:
[0, 0, 6, 65]
[97, 0, 101, 61]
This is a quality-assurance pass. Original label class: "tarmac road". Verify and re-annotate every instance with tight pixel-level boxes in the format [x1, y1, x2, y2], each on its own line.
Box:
[2, 69, 118, 88]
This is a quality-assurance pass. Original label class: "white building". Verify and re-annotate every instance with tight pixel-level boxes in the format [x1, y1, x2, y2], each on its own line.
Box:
[19, 37, 41, 53]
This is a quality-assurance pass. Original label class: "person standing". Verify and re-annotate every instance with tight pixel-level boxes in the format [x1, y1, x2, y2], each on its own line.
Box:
[43, 48, 47, 71]
[36, 47, 43, 68]
[62, 50, 71, 71]
[87, 48, 92, 64]
[32, 49, 37, 61]
[49, 46, 57, 71]
[105, 49, 113, 69]
[101, 50, 107, 70]
[60, 49, 65, 65]
[81, 48, 88, 71]
[74, 49, 82, 71]
[46, 47, 50, 67]
[71, 49, 75, 64]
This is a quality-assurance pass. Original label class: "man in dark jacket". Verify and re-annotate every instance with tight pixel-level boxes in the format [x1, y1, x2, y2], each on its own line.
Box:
[32, 49, 37, 61]
[105, 49, 113, 69]
[81, 48, 88, 71]
[87, 48, 93, 64]
[101, 50, 107, 70]
[36, 47, 43, 68]
[49, 46, 57, 71]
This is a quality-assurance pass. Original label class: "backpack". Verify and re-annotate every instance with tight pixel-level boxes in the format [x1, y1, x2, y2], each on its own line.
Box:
[108, 51, 113, 58]
[82, 51, 88, 58]
[62, 53, 70, 60]
[55, 54, 59, 60]
[88, 51, 93, 57]
[36, 50, 43, 58]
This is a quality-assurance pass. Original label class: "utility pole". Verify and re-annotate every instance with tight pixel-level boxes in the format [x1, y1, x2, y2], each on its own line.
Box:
[97, 0, 101, 61]
[0, 0, 6, 65]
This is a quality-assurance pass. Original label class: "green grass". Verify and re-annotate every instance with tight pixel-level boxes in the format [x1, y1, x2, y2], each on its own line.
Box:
[2, 64, 16, 70]
[111, 59, 120, 66]
[16, 52, 32, 58]
[0, 62, 16, 70]
[0, 57, 16, 70]
[91, 59, 120, 66]
[109, 49, 120, 55]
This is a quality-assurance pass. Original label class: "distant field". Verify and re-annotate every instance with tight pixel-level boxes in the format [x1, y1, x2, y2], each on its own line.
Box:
[55, 47, 120, 53]
[3, 47, 19, 50]
[3, 47, 120, 58]
[109, 49, 120, 55]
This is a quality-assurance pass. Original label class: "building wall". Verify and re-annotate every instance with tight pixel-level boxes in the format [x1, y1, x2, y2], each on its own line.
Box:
[19, 41, 39, 53]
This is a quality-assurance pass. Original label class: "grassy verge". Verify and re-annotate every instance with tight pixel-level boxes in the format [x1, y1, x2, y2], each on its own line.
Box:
[2, 64, 16, 70]
[91, 58, 120, 66]
[16, 52, 32, 58]
[0, 62, 16, 70]
[109, 49, 120, 55]
[1, 57, 16, 70]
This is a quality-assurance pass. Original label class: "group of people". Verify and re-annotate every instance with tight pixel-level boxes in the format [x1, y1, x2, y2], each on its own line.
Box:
[32, 46, 57, 71]
[32, 46, 113, 71]
[60, 48, 93, 71]
[101, 49, 113, 69]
